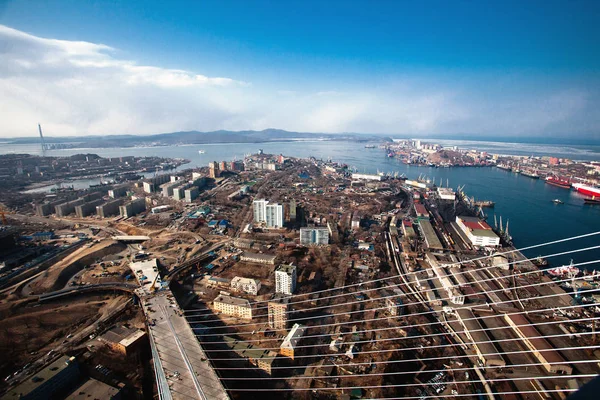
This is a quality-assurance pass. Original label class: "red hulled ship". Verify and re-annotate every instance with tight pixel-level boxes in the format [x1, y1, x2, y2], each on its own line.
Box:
[545, 176, 571, 189]
[572, 183, 600, 197]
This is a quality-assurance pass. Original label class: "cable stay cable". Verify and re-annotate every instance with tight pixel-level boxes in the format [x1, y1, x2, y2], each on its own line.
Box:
[184, 257, 599, 332]
[182, 230, 600, 314]
[182, 244, 600, 326]
[187, 268, 600, 339]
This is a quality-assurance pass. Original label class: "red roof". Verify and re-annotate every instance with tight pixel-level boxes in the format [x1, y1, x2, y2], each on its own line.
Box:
[402, 220, 413, 227]
[462, 220, 492, 230]
[414, 203, 428, 215]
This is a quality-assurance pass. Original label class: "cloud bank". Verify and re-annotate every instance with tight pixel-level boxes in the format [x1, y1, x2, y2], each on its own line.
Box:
[0, 25, 597, 138]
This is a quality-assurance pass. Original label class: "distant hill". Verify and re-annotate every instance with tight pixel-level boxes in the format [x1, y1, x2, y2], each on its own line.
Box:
[6, 129, 384, 148]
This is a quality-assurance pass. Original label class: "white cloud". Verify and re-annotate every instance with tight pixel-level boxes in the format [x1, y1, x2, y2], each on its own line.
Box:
[0, 24, 596, 138]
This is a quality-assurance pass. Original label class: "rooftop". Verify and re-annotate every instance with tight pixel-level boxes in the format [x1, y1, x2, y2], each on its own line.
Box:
[100, 326, 138, 345]
[65, 378, 121, 400]
[281, 323, 306, 350]
[4, 356, 77, 399]
[276, 264, 296, 274]
[214, 294, 251, 308]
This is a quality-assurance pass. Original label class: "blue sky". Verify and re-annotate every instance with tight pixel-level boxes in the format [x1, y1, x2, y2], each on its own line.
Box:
[0, 0, 599, 139]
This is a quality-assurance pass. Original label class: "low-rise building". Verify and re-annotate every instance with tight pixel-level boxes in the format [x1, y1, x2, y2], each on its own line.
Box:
[280, 323, 306, 360]
[213, 294, 253, 320]
[4, 356, 80, 400]
[230, 277, 261, 295]
[65, 378, 122, 400]
[240, 252, 277, 265]
[222, 336, 277, 375]
[99, 326, 147, 355]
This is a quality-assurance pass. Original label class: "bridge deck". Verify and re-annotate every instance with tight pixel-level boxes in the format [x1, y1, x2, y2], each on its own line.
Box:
[143, 292, 229, 400]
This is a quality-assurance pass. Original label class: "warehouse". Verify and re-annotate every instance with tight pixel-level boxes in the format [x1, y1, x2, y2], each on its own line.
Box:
[456, 309, 505, 367]
[417, 219, 444, 250]
[455, 216, 500, 247]
[503, 313, 573, 374]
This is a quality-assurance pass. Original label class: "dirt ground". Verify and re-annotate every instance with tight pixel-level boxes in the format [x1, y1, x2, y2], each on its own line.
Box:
[0, 295, 119, 380]
[26, 240, 126, 294]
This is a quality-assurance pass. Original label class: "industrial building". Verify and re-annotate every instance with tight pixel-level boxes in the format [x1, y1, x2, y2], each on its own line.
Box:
[96, 198, 123, 218]
[299, 227, 329, 245]
[503, 313, 573, 374]
[417, 219, 444, 250]
[213, 294, 253, 320]
[426, 253, 465, 305]
[275, 264, 297, 295]
[402, 220, 416, 238]
[351, 173, 383, 181]
[268, 294, 290, 330]
[414, 203, 429, 218]
[456, 216, 500, 247]
[119, 197, 146, 218]
[456, 309, 505, 367]
[240, 252, 277, 265]
[99, 326, 147, 356]
[230, 277, 261, 295]
[280, 323, 306, 359]
[3, 356, 80, 400]
[437, 187, 456, 201]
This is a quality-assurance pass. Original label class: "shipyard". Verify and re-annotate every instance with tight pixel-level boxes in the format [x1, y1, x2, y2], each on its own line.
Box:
[0, 149, 598, 400]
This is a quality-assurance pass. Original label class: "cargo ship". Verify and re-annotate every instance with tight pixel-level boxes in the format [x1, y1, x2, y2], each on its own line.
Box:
[520, 170, 540, 179]
[545, 176, 571, 189]
[474, 200, 495, 208]
[572, 183, 600, 197]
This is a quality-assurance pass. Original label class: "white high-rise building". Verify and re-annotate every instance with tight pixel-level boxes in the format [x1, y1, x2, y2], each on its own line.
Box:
[253, 199, 284, 228]
[275, 264, 297, 295]
[265, 203, 283, 228]
[300, 227, 329, 245]
[253, 199, 268, 223]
